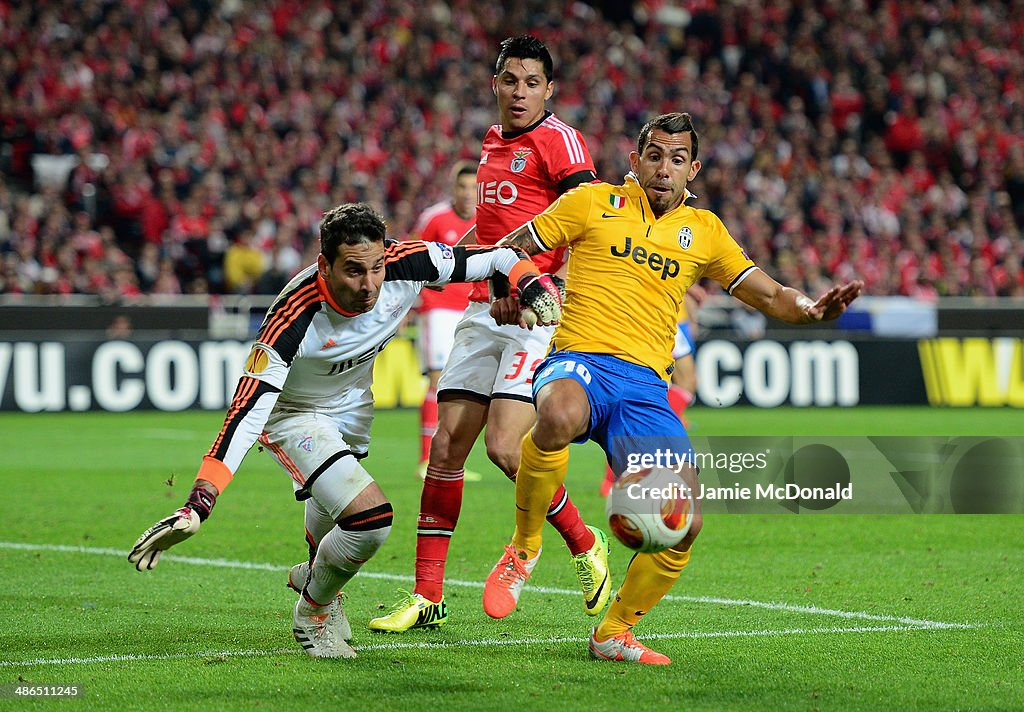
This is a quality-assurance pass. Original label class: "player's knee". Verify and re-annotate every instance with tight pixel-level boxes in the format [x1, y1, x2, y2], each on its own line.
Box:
[672, 370, 696, 394]
[484, 434, 520, 480]
[533, 404, 585, 451]
[429, 423, 473, 468]
[329, 503, 394, 569]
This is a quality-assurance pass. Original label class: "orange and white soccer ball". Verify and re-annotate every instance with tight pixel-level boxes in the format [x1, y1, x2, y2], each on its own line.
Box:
[605, 466, 694, 553]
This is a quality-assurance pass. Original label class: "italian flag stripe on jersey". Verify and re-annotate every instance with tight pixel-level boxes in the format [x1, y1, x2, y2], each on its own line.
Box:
[609, 195, 625, 209]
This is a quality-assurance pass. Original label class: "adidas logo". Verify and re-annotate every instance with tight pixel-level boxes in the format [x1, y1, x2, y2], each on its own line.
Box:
[321, 339, 337, 350]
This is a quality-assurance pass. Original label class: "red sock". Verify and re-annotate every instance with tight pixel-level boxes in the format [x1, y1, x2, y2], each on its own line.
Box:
[546, 485, 595, 555]
[600, 465, 615, 497]
[419, 388, 438, 463]
[667, 385, 693, 419]
[414, 465, 464, 602]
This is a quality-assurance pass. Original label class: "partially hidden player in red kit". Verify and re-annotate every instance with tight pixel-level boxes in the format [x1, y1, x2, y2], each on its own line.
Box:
[408, 161, 478, 480]
[370, 36, 610, 632]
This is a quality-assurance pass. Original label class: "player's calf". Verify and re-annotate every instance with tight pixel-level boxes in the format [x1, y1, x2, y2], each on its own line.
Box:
[292, 503, 393, 657]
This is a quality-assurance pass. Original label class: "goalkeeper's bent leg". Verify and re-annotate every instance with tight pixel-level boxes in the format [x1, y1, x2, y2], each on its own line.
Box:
[302, 504, 393, 609]
[303, 497, 336, 561]
[511, 430, 568, 558]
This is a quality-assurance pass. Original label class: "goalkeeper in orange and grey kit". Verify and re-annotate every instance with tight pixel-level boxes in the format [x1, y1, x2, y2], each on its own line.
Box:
[482, 112, 863, 664]
[127, 202, 562, 660]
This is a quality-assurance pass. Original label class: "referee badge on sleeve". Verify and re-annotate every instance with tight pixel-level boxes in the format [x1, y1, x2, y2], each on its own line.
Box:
[677, 227, 693, 250]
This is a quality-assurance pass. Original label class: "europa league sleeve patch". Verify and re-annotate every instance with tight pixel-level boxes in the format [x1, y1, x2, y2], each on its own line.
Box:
[244, 345, 270, 375]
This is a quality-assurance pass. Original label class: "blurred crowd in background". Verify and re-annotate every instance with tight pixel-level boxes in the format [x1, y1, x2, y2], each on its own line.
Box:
[1, 0, 1022, 300]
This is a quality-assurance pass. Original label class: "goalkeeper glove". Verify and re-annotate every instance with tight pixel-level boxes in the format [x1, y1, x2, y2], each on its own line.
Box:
[516, 273, 562, 327]
[550, 274, 566, 301]
[128, 485, 216, 571]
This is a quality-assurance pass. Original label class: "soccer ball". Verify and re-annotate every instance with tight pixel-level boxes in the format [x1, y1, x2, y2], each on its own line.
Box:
[605, 466, 694, 553]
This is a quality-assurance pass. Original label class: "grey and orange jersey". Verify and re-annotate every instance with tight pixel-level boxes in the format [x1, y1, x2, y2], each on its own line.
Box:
[197, 240, 532, 490]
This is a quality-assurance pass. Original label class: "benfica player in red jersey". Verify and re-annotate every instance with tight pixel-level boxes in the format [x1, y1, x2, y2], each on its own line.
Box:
[409, 161, 477, 477]
[371, 36, 610, 632]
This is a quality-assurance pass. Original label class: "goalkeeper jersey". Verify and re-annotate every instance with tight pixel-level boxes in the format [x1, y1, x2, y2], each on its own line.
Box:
[197, 241, 535, 492]
[528, 174, 755, 379]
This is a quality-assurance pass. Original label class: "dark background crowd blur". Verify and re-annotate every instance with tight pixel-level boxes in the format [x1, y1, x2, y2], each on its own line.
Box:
[1, 0, 1022, 301]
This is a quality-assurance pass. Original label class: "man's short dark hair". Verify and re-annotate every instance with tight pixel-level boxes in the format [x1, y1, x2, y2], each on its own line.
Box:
[319, 203, 386, 263]
[451, 159, 477, 183]
[495, 35, 554, 82]
[637, 113, 700, 161]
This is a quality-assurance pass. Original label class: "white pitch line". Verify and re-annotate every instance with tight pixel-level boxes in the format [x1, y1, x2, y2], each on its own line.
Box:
[0, 625, 964, 669]
[0, 541, 975, 630]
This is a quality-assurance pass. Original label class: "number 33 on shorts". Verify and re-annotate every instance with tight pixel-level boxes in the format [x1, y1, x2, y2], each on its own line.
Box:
[504, 351, 543, 384]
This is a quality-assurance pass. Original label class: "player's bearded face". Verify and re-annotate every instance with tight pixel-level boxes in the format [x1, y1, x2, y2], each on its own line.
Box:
[493, 58, 553, 131]
[629, 129, 702, 216]
[319, 242, 386, 314]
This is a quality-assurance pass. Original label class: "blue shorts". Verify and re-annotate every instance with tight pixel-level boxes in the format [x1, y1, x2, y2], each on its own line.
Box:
[532, 351, 692, 476]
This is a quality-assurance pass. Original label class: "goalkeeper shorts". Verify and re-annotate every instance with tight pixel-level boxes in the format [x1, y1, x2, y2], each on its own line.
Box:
[531, 350, 693, 476]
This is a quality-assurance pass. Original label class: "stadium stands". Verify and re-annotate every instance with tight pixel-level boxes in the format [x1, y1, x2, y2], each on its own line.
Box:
[1, 0, 1021, 298]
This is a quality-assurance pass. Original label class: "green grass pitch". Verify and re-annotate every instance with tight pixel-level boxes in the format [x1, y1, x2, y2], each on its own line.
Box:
[1, 406, 1022, 710]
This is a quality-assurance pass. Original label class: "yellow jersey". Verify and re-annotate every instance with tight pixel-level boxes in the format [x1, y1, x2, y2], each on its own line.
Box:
[678, 299, 689, 324]
[529, 175, 755, 378]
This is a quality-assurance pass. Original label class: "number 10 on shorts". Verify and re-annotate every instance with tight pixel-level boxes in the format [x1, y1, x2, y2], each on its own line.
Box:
[538, 359, 592, 384]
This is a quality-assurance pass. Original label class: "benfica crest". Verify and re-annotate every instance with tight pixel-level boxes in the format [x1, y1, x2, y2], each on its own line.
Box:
[510, 149, 532, 173]
[677, 226, 693, 250]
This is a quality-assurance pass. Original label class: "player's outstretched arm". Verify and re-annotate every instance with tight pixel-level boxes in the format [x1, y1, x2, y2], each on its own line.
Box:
[732, 270, 863, 324]
[128, 481, 217, 571]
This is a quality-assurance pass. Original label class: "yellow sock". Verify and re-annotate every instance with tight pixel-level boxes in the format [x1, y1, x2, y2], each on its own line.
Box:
[511, 430, 569, 558]
[596, 547, 691, 639]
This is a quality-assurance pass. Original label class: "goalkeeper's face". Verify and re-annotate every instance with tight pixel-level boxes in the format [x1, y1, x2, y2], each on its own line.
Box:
[318, 241, 386, 314]
[629, 129, 702, 217]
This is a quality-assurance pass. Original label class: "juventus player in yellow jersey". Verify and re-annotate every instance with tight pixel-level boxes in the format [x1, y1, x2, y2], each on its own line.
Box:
[482, 113, 862, 664]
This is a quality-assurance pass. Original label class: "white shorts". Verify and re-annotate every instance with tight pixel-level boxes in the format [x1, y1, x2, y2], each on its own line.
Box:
[259, 410, 375, 520]
[673, 321, 695, 360]
[417, 308, 464, 373]
[437, 301, 554, 402]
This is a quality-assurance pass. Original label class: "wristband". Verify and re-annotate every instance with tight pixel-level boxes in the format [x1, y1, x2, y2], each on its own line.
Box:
[186, 485, 217, 522]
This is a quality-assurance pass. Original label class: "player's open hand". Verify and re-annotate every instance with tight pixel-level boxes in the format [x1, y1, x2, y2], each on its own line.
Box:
[128, 507, 201, 571]
[807, 280, 863, 321]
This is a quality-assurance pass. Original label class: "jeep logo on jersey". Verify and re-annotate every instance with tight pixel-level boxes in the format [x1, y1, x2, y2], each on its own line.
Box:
[678, 226, 693, 250]
[510, 149, 532, 173]
[478, 180, 518, 205]
[610, 237, 680, 281]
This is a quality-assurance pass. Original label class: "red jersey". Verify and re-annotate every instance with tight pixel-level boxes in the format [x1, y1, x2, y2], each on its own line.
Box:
[411, 201, 475, 311]
[471, 111, 596, 301]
